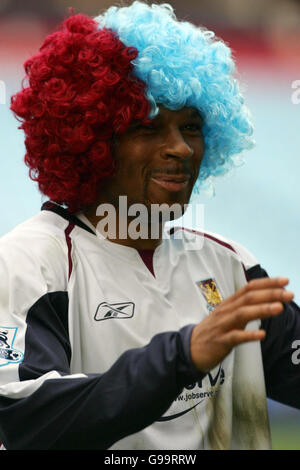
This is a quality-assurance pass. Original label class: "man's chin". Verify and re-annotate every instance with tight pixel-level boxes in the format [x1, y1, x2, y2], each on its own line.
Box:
[143, 198, 188, 224]
[146, 191, 192, 211]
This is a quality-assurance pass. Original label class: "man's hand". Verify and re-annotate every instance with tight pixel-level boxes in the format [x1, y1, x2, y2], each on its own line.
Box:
[190, 277, 294, 373]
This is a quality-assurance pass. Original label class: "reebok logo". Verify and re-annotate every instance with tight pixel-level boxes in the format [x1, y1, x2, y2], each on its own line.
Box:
[94, 302, 135, 321]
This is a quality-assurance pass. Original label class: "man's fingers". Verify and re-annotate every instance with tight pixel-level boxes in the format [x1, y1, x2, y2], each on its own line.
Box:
[217, 285, 294, 315]
[246, 277, 289, 290]
[218, 301, 284, 331]
[237, 287, 294, 307]
[192, 277, 293, 372]
[242, 277, 290, 293]
[223, 328, 266, 348]
[220, 277, 291, 307]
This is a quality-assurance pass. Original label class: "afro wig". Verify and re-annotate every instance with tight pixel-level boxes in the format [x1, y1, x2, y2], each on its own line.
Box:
[11, 1, 254, 212]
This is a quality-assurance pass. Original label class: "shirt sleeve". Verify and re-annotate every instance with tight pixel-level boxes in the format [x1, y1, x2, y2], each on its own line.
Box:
[0, 232, 202, 450]
[246, 264, 300, 410]
[219, 235, 300, 410]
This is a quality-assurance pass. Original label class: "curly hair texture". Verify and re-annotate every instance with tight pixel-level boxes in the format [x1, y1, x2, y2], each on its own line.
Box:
[95, 1, 255, 194]
[10, 13, 150, 212]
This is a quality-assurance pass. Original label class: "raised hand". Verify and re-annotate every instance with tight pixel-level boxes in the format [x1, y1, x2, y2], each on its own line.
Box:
[190, 277, 294, 373]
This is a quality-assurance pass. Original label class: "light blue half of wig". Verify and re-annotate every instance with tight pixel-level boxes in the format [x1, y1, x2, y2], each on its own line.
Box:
[94, 1, 254, 195]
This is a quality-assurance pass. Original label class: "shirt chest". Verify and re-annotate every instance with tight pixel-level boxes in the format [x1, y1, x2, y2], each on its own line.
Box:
[67, 238, 238, 373]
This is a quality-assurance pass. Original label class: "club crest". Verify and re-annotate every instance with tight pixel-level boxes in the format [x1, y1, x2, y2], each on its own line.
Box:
[196, 278, 223, 311]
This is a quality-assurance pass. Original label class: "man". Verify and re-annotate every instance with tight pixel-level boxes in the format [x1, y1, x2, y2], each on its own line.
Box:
[0, 1, 299, 450]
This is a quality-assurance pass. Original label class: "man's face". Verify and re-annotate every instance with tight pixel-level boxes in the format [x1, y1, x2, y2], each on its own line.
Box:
[105, 106, 205, 214]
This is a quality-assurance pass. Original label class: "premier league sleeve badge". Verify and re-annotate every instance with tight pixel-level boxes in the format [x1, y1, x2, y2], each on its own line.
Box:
[0, 327, 24, 367]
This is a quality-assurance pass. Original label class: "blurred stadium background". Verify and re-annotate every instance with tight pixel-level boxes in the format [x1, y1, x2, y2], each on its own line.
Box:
[0, 0, 300, 450]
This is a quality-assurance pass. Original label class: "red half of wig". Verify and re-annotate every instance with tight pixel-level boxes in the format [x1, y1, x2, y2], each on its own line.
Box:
[10, 14, 151, 212]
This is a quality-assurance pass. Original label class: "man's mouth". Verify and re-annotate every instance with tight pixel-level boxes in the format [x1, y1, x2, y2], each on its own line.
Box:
[150, 174, 191, 192]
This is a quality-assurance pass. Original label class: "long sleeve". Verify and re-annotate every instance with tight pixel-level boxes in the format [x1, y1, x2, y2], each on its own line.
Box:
[0, 231, 201, 450]
[246, 264, 300, 410]
[214, 234, 300, 410]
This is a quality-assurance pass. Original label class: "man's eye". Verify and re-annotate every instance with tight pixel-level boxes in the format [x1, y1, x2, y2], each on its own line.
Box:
[133, 124, 158, 134]
[138, 124, 156, 130]
[183, 124, 202, 133]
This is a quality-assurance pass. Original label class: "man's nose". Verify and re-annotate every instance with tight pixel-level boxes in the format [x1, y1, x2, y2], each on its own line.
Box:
[160, 128, 194, 160]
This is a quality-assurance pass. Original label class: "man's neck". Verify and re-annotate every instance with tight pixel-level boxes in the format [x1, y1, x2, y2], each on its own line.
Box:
[83, 203, 163, 251]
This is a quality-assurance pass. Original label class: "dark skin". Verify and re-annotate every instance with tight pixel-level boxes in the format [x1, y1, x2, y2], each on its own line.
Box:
[83, 106, 294, 372]
[84, 106, 205, 250]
